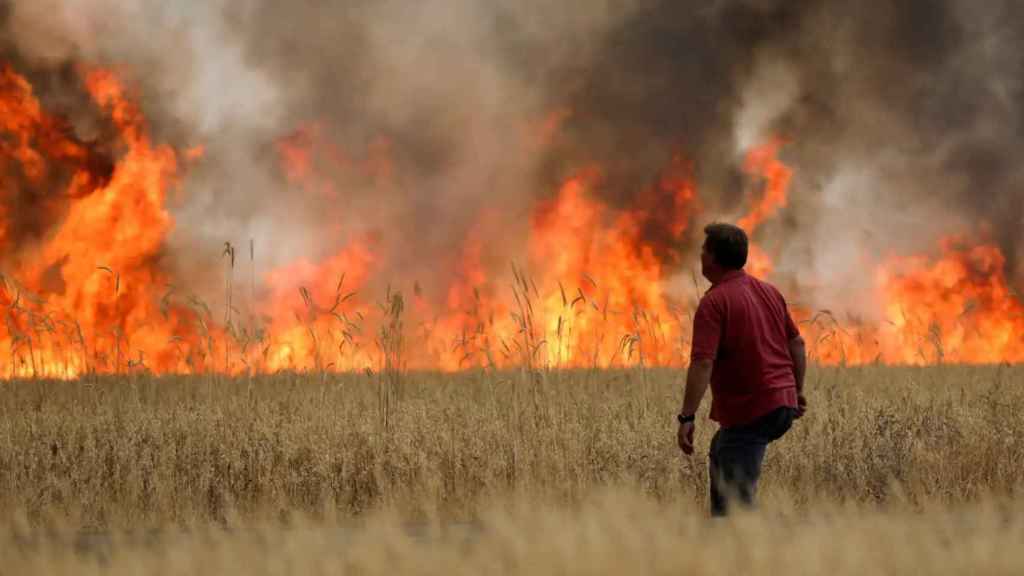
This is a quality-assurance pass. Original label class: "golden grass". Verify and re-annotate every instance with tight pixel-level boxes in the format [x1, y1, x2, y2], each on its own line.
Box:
[3, 491, 1024, 575]
[0, 365, 1021, 529]
[1, 365, 1022, 574]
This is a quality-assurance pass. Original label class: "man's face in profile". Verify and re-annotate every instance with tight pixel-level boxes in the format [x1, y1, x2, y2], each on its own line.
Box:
[701, 240, 715, 282]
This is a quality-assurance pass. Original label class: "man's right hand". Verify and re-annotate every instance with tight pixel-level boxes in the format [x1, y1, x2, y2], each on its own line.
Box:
[795, 393, 807, 419]
[677, 421, 695, 455]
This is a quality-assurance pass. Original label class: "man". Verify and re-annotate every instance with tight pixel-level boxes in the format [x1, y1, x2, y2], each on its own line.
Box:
[677, 223, 807, 516]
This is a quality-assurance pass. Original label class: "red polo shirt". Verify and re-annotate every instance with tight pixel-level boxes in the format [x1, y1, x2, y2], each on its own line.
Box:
[691, 270, 799, 427]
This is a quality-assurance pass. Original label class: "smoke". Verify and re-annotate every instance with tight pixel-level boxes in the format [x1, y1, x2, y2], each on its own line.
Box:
[751, 0, 1024, 306]
[1, 0, 1022, 312]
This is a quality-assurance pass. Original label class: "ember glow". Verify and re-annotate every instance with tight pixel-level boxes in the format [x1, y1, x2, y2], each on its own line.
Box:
[1, 65, 1022, 378]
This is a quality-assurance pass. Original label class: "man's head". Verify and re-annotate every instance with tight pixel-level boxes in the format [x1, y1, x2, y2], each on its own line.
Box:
[701, 223, 748, 283]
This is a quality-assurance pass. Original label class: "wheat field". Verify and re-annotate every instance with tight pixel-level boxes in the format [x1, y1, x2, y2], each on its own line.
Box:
[1, 365, 1022, 573]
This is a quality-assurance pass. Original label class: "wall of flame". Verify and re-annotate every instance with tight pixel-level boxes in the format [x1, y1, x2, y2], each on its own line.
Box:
[1, 65, 1022, 378]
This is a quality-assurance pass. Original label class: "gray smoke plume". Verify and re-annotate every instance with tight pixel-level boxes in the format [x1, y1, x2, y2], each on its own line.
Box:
[1, 0, 1021, 315]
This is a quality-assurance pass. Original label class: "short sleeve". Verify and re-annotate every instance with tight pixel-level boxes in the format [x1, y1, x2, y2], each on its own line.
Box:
[691, 296, 722, 362]
[780, 293, 800, 340]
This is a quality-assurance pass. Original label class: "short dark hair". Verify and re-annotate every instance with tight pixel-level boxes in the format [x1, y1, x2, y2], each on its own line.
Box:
[703, 223, 748, 270]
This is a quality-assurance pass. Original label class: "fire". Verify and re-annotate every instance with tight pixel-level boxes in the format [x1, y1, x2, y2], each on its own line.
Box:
[745, 244, 775, 280]
[411, 218, 514, 370]
[875, 238, 1024, 364]
[259, 121, 701, 372]
[737, 138, 792, 279]
[801, 238, 1024, 365]
[0, 65, 108, 251]
[258, 240, 377, 372]
[257, 156, 699, 372]
[1, 60, 1023, 378]
[738, 137, 792, 233]
[523, 161, 697, 367]
[0, 65, 214, 378]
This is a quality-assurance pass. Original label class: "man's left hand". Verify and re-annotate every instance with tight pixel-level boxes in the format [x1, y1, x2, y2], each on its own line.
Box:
[677, 421, 695, 455]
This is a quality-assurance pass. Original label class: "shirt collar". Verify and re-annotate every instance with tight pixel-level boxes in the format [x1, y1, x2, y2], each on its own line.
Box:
[712, 269, 746, 287]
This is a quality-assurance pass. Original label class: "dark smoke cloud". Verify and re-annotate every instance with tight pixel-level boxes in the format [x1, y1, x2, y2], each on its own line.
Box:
[1, 0, 1022, 311]
[766, 0, 1024, 294]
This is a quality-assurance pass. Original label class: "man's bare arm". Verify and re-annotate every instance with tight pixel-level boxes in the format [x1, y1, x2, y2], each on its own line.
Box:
[677, 358, 713, 455]
[680, 358, 714, 416]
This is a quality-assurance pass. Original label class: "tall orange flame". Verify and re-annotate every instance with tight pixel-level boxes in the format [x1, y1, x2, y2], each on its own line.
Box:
[738, 137, 792, 233]
[0, 66, 203, 378]
[738, 137, 793, 280]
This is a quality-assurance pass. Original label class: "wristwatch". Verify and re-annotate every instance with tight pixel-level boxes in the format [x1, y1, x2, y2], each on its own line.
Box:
[677, 413, 696, 425]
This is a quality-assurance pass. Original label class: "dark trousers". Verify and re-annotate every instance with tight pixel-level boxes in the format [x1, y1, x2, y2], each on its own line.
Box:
[709, 406, 796, 516]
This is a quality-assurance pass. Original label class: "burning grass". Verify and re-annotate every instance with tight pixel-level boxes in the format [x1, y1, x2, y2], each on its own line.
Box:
[4, 64, 1024, 378]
